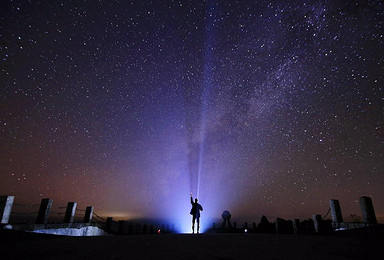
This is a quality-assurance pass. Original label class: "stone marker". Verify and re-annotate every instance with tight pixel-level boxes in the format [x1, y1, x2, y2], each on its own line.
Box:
[36, 198, 53, 224]
[83, 206, 94, 223]
[275, 218, 294, 234]
[258, 215, 272, 233]
[142, 224, 148, 234]
[106, 217, 113, 231]
[359, 196, 377, 224]
[63, 202, 77, 223]
[136, 223, 141, 234]
[329, 199, 343, 223]
[312, 214, 322, 233]
[222, 210, 231, 228]
[118, 220, 125, 234]
[149, 224, 154, 234]
[161, 224, 165, 234]
[275, 218, 283, 234]
[293, 219, 301, 234]
[0, 195, 14, 224]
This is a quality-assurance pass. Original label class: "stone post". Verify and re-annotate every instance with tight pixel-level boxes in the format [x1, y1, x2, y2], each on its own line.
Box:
[161, 224, 165, 233]
[118, 220, 125, 234]
[329, 199, 343, 223]
[312, 214, 322, 233]
[106, 217, 113, 232]
[36, 198, 53, 224]
[142, 224, 148, 234]
[83, 206, 93, 224]
[171, 224, 175, 233]
[0, 196, 14, 224]
[293, 219, 301, 234]
[63, 202, 77, 223]
[275, 218, 283, 234]
[359, 196, 377, 224]
[222, 210, 231, 228]
[136, 223, 142, 234]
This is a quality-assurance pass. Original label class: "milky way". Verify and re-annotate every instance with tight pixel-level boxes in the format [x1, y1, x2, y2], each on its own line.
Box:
[1, 1, 383, 231]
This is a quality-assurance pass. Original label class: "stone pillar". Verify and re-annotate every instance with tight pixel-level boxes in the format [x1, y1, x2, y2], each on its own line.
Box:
[312, 214, 322, 233]
[136, 223, 142, 234]
[161, 224, 165, 233]
[275, 218, 283, 234]
[222, 210, 231, 228]
[329, 199, 343, 223]
[359, 196, 377, 224]
[118, 220, 125, 234]
[0, 196, 14, 224]
[106, 217, 113, 231]
[142, 224, 148, 234]
[63, 202, 77, 223]
[128, 223, 134, 234]
[293, 219, 301, 234]
[36, 198, 53, 224]
[83, 206, 93, 223]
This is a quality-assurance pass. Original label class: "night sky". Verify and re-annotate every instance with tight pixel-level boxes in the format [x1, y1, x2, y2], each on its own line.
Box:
[1, 0, 383, 231]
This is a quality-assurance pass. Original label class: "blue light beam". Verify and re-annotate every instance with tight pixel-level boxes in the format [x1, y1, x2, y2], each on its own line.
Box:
[196, 1, 216, 200]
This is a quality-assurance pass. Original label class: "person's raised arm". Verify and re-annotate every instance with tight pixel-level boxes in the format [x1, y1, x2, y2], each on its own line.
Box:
[190, 193, 193, 204]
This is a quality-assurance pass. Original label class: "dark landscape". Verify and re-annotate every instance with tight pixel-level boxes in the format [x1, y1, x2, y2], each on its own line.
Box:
[1, 226, 383, 260]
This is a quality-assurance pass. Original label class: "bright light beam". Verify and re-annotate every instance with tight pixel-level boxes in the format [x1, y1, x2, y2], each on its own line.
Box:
[197, 1, 216, 200]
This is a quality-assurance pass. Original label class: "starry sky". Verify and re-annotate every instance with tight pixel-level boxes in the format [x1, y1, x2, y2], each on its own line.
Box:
[1, 0, 383, 230]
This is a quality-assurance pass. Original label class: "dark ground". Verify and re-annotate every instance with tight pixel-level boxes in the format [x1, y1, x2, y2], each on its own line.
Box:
[0, 226, 383, 259]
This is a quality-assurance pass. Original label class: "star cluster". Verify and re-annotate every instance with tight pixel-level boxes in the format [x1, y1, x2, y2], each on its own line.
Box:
[1, 0, 383, 224]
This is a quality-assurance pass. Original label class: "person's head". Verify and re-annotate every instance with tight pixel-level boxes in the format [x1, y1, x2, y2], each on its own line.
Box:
[195, 198, 198, 203]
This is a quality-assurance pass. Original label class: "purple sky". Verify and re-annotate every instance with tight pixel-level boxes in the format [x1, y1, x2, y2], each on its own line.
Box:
[1, 0, 383, 232]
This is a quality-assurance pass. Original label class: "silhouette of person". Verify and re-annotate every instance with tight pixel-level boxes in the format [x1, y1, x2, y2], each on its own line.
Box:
[190, 193, 203, 234]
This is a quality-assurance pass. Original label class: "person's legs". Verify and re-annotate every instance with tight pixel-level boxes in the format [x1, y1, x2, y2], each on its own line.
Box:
[197, 218, 200, 233]
[192, 216, 196, 233]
